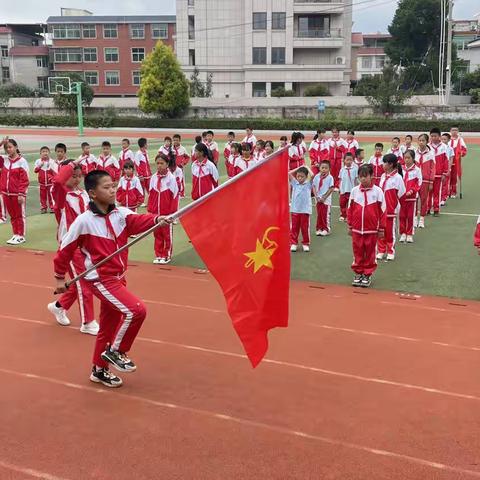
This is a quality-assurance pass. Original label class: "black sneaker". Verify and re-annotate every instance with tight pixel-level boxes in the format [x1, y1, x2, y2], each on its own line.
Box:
[90, 366, 123, 388]
[360, 275, 372, 288]
[101, 347, 137, 373]
[352, 274, 363, 287]
[433, 211, 439, 217]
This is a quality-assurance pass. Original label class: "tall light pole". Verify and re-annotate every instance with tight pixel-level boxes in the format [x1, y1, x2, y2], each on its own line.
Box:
[445, 0, 454, 105]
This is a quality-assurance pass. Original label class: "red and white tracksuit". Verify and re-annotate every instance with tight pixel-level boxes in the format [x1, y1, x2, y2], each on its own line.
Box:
[78, 153, 97, 176]
[51, 163, 95, 325]
[34, 158, 57, 211]
[400, 165, 422, 236]
[134, 149, 152, 192]
[234, 156, 256, 176]
[328, 137, 347, 188]
[242, 134, 257, 149]
[0, 155, 29, 237]
[226, 153, 239, 178]
[191, 159, 219, 200]
[441, 143, 455, 202]
[474, 216, 480, 249]
[428, 143, 448, 214]
[158, 145, 171, 157]
[172, 166, 184, 207]
[339, 165, 358, 219]
[347, 184, 386, 275]
[415, 148, 435, 218]
[224, 141, 233, 162]
[312, 173, 334, 233]
[345, 139, 360, 157]
[378, 171, 405, 256]
[449, 137, 467, 197]
[253, 149, 266, 163]
[148, 171, 178, 260]
[118, 148, 135, 170]
[388, 147, 404, 166]
[290, 178, 312, 246]
[309, 138, 329, 175]
[288, 144, 306, 170]
[173, 145, 190, 169]
[97, 155, 121, 182]
[368, 154, 384, 186]
[116, 175, 144, 211]
[204, 140, 220, 165]
[54, 206, 159, 367]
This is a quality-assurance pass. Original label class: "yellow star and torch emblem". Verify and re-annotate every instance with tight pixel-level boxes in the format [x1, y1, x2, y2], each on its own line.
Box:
[244, 227, 280, 273]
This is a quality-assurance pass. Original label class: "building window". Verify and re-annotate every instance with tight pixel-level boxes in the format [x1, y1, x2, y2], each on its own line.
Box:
[82, 24, 96, 38]
[271, 47, 285, 64]
[361, 57, 372, 69]
[252, 47, 267, 65]
[253, 12, 267, 30]
[53, 48, 82, 63]
[132, 71, 141, 86]
[271, 82, 285, 91]
[297, 15, 330, 37]
[105, 71, 120, 86]
[1, 46, 8, 58]
[36, 56, 48, 68]
[2, 67, 10, 82]
[103, 24, 118, 39]
[130, 24, 145, 39]
[152, 23, 168, 39]
[375, 57, 385, 69]
[272, 12, 286, 30]
[83, 47, 97, 62]
[131, 47, 145, 63]
[84, 71, 99, 86]
[104, 47, 119, 63]
[189, 49, 196, 66]
[252, 82, 267, 97]
[188, 15, 195, 40]
[52, 24, 81, 39]
[188, 0, 194, 5]
[37, 77, 48, 91]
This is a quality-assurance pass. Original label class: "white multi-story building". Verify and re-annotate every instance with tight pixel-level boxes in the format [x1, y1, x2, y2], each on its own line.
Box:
[176, 0, 352, 98]
[351, 32, 390, 82]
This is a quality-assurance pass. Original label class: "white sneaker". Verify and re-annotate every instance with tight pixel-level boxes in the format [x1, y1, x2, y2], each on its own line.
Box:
[290, 244, 297, 252]
[399, 234, 407, 243]
[47, 302, 71, 326]
[333, 187, 339, 192]
[451, 195, 456, 199]
[440, 201, 446, 207]
[319, 230, 329, 237]
[376, 253, 385, 260]
[406, 235, 414, 243]
[418, 217, 425, 229]
[6, 235, 18, 245]
[14, 236, 25, 245]
[80, 319, 99, 336]
[413, 217, 418, 228]
[163, 257, 172, 264]
[303, 245, 310, 252]
[387, 253, 395, 261]
[339, 217, 345, 222]
[0, 218, 6, 225]
[152, 257, 164, 264]
[315, 230, 322, 236]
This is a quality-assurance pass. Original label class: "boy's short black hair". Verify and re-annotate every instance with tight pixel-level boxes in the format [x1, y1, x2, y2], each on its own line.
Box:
[122, 138, 130, 144]
[375, 142, 384, 149]
[392, 137, 400, 142]
[40, 145, 50, 152]
[320, 160, 331, 167]
[442, 132, 451, 139]
[347, 130, 355, 135]
[228, 131, 235, 136]
[206, 130, 214, 136]
[138, 137, 147, 148]
[55, 143, 67, 152]
[85, 170, 112, 193]
[405, 134, 413, 140]
[202, 131, 208, 138]
[344, 152, 354, 159]
[355, 148, 364, 157]
[81, 142, 89, 148]
[173, 134, 181, 140]
[195, 135, 202, 143]
[317, 128, 326, 134]
[61, 159, 82, 171]
[246, 126, 253, 130]
[358, 164, 374, 177]
[430, 127, 441, 136]
[296, 166, 309, 176]
[123, 160, 135, 170]
[102, 141, 111, 148]
[280, 135, 288, 141]
[164, 136, 172, 142]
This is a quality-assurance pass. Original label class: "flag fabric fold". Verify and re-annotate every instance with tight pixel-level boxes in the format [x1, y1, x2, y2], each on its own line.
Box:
[180, 149, 291, 367]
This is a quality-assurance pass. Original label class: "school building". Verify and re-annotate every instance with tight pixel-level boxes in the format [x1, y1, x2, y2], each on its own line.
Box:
[175, 0, 353, 98]
[350, 32, 390, 83]
[46, 12, 176, 96]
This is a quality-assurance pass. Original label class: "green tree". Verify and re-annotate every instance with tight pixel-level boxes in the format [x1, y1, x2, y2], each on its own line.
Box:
[366, 65, 412, 113]
[352, 76, 381, 96]
[460, 67, 480, 93]
[303, 84, 330, 97]
[52, 72, 94, 113]
[189, 67, 205, 97]
[139, 41, 190, 117]
[205, 73, 213, 98]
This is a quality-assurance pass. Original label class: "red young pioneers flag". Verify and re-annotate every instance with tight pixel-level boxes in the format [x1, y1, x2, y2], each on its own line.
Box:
[180, 149, 290, 367]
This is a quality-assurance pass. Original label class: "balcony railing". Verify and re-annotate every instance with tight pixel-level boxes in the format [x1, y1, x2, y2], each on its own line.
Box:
[295, 28, 342, 38]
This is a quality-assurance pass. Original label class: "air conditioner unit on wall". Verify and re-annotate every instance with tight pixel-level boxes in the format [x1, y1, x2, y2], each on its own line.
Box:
[335, 56, 346, 65]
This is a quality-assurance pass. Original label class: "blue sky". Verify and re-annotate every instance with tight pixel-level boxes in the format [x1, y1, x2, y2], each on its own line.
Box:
[3, 0, 479, 33]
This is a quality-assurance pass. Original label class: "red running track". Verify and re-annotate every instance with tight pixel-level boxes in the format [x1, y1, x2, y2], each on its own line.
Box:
[1, 248, 480, 479]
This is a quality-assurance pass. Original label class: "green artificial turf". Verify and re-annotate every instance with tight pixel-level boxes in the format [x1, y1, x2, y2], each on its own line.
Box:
[1, 140, 479, 300]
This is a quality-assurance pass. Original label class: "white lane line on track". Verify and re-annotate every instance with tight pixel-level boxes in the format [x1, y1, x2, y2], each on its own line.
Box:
[2, 367, 480, 479]
[0, 459, 69, 480]
[2, 312, 480, 403]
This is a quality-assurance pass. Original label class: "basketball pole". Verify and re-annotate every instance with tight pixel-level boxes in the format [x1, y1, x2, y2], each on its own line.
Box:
[72, 82, 84, 137]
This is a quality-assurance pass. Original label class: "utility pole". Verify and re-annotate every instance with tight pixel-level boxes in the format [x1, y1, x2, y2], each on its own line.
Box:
[445, 0, 454, 105]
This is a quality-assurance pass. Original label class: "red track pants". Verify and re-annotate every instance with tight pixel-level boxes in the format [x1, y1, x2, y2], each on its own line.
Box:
[399, 200, 416, 236]
[441, 171, 450, 202]
[377, 216, 396, 255]
[351, 232, 378, 275]
[428, 177, 442, 213]
[0, 194, 5, 222]
[154, 223, 173, 259]
[290, 213, 310, 245]
[90, 277, 147, 368]
[450, 164, 458, 196]
[316, 203, 331, 233]
[39, 185, 55, 211]
[2, 194, 26, 236]
[339, 193, 350, 219]
[417, 182, 431, 217]
[330, 158, 342, 188]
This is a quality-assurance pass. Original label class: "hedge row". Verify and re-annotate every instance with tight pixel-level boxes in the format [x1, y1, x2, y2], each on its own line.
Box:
[0, 114, 479, 132]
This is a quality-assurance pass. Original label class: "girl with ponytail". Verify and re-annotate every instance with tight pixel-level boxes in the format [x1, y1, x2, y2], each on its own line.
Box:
[191, 143, 219, 200]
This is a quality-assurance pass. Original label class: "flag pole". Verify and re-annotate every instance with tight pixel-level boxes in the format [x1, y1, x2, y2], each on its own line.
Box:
[59, 148, 289, 289]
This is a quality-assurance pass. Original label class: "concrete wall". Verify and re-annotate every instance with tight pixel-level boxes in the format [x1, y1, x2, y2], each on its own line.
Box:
[10, 57, 49, 89]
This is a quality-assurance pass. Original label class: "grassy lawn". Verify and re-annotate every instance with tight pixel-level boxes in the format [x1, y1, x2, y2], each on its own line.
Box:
[1, 139, 479, 300]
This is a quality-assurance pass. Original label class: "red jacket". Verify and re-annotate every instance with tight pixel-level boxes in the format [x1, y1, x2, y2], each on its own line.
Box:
[134, 149, 152, 181]
[147, 171, 178, 215]
[309, 139, 329, 167]
[191, 159, 219, 200]
[118, 149, 134, 169]
[0, 155, 29, 196]
[78, 154, 97, 175]
[54, 205, 158, 281]
[415, 148, 435, 184]
[97, 155, 121, 182]
[402, 164, 422, 202]
[379, 171, 406, 216]
[226, 153, 239, 178]
[345, 139, 359, 156]
[116, 175, 144, 210]
[224, 141, 233, 161]
[34, 158, 57, 187]
[173, 145, 190, 168]
[328, 137, 347, 162]
[288, 144, 306, 170]
[204, 141, 219, 165]
[368, 154, 384, 185]
[347, 184, 386, 234]
[429, 142, 449, 177]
